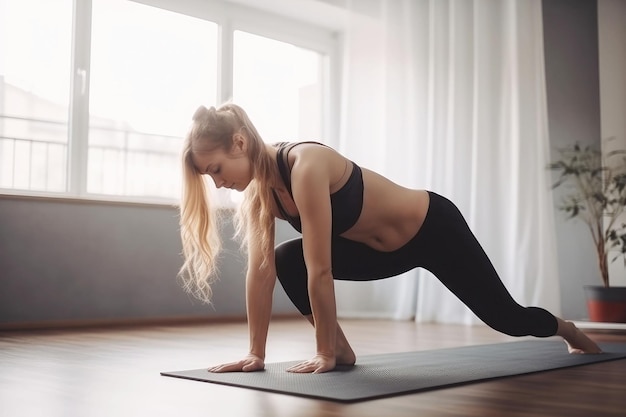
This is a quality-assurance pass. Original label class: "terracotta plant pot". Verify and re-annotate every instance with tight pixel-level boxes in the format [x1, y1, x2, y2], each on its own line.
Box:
[584, 286, 626, 323]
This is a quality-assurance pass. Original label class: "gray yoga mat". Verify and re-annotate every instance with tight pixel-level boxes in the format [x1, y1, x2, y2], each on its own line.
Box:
[161, 340, 626, 402]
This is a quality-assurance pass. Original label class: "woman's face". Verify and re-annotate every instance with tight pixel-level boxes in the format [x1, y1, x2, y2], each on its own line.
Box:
[191, 136, 252, 192]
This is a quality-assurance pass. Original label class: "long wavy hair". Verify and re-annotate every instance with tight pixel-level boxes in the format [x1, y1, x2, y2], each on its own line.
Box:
[179, 103, 275, 303]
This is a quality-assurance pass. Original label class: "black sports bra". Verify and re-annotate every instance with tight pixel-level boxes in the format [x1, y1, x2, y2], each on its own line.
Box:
[272, 142, 364, 235]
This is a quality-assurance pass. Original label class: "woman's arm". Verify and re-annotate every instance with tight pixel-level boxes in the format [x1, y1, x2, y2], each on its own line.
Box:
[287, 150, 337, 374]
[246, 222, 277, 361]
[208, 223, 276, 373]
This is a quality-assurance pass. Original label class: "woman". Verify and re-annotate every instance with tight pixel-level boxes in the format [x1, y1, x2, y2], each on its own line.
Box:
[179, 103, 601, 375]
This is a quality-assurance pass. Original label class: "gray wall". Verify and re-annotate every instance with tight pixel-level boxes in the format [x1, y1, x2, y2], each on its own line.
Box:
[0, 196, 299, 327]
[543, 0, 602, 319]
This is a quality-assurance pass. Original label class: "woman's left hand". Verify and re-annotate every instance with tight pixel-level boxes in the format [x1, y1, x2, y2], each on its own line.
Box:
[286, 354, 336, 374]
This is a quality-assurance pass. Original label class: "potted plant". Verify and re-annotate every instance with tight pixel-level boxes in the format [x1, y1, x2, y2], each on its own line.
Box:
[548, 140, 626, 323]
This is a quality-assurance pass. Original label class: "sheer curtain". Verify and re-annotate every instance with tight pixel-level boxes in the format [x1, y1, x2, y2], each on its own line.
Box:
[334, 0, 561, 323]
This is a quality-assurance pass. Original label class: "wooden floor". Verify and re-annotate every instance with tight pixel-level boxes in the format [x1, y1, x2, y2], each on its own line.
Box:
[1, 318, 625, 417]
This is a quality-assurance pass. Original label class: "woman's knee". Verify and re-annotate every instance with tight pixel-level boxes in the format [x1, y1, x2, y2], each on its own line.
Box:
[274, 238, 312, 315]
[480, 306, 557, 338]
[275, 238, 305, 278]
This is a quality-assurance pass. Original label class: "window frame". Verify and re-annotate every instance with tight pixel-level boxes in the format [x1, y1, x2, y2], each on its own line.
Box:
[0, 0, 340, 204]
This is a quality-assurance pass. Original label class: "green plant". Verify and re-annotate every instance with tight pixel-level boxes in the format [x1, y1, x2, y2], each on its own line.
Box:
[548, 141, 626, 288]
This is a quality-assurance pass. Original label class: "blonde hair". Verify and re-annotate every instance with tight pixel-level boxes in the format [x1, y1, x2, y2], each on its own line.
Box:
[178, 103, 275, 303]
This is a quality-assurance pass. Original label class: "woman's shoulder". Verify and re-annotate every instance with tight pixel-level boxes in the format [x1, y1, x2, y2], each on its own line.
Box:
[287, 141, 339, 157]
[275, 140, 330, 150]
[288, 142, 342, 169]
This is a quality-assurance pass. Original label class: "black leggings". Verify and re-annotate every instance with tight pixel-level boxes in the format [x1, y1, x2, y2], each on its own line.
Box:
[275, 191, 558, 338]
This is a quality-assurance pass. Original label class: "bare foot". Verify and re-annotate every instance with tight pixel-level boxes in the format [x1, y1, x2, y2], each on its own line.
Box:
[556, 319, 602, 354]
[304, 315, 357, 366]
[336, 342, 356, 366]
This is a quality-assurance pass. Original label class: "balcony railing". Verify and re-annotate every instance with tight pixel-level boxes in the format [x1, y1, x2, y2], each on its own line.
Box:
[0, 114, 182, 198]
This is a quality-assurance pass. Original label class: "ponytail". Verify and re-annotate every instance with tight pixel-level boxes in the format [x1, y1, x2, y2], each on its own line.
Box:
[178, 103, 275, 303]
[178, 127, 222, 303]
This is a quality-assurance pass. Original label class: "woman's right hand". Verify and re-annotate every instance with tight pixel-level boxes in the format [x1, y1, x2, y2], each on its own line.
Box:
[207, 354, 265, 373]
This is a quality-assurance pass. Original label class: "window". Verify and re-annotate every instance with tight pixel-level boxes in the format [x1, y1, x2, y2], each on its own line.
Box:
[0, 0, 335, 203]
[0, 0, 73, 192]
[88, 0, 217, 198]
[233, 30, 324, 142]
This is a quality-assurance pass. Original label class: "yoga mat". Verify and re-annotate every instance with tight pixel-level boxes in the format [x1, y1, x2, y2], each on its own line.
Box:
[161, 340, 626, 402]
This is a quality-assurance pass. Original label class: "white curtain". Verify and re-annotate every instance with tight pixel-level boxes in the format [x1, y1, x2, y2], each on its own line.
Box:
[334, 0, 562, 323]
